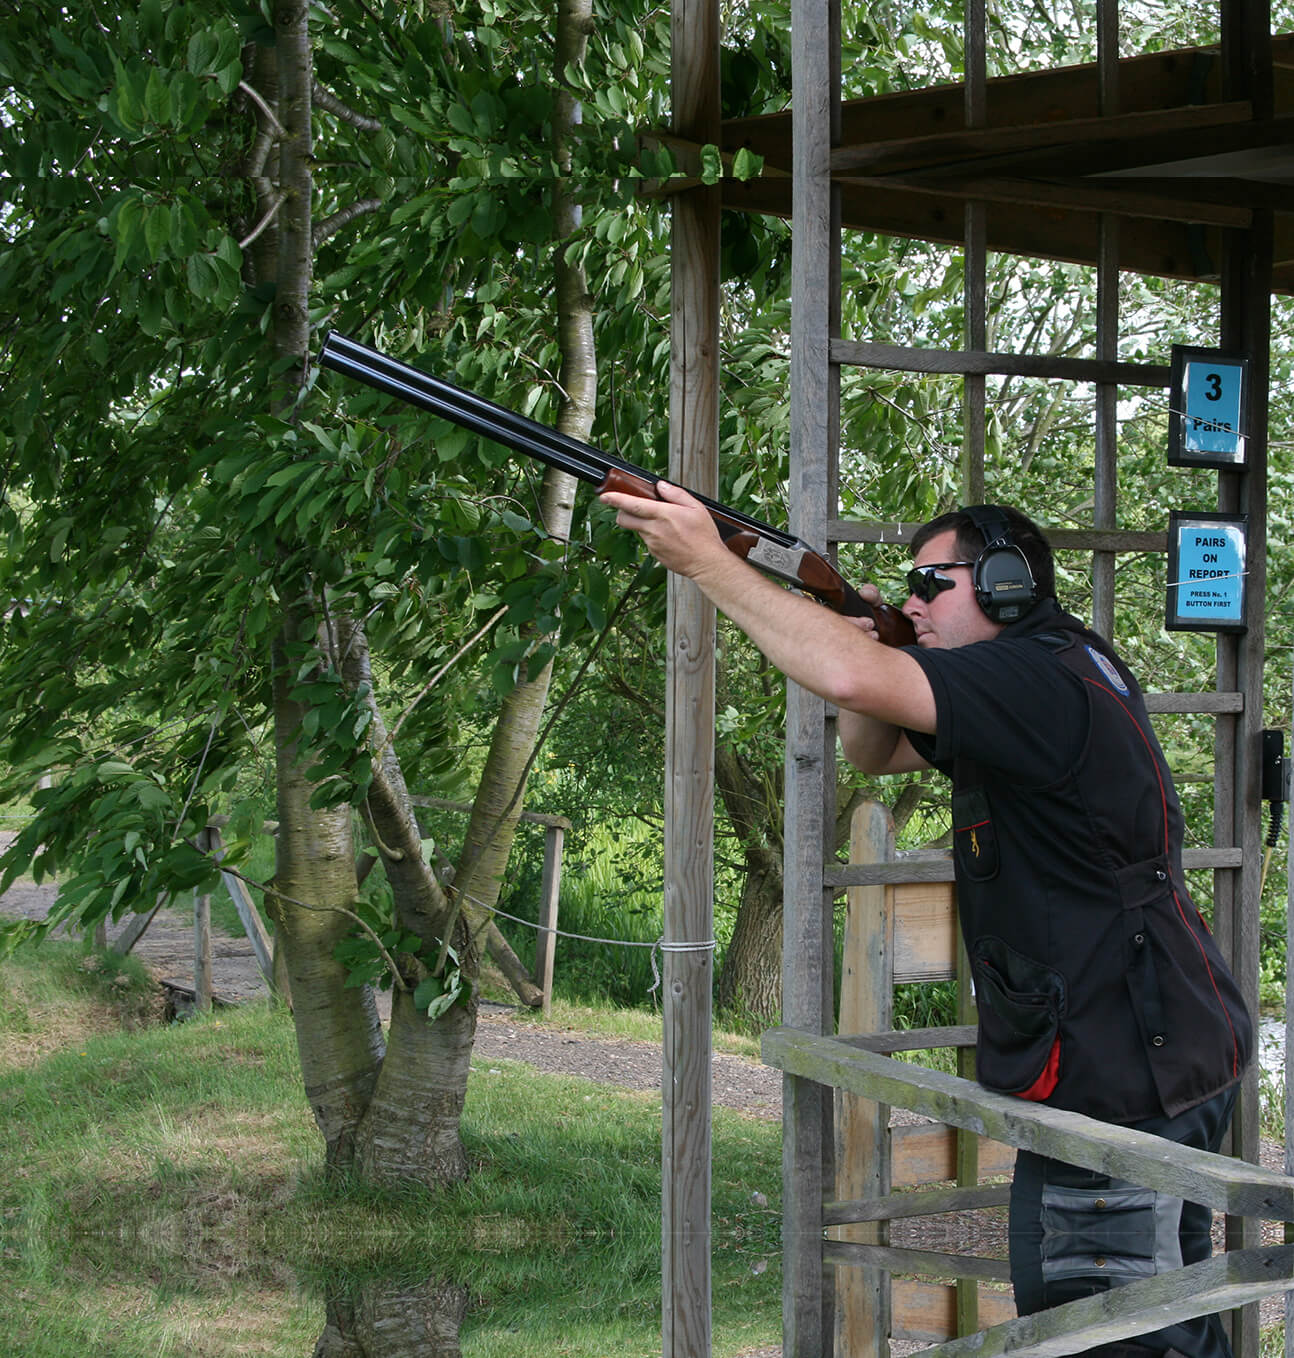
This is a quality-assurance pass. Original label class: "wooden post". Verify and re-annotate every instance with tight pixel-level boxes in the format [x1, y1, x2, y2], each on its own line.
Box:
[111, 895, 166, 956]
[207, 826, 275, 984]
[193, 827, 213, 1012]
[834, 802, 896, 1352]
[1285, 658, 1294, 1358]
[785, 0, 841, 1343]
[664, 0, 720, 1346]
[534, 822, 564, 1018]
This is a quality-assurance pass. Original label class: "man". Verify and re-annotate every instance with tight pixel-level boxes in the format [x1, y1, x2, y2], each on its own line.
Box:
[601, 482, 1253, 1358]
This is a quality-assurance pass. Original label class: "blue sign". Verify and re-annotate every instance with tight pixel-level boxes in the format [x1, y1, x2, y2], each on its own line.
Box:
[1168, 346, 1249, 468]
[1166, 512, 1248, 633]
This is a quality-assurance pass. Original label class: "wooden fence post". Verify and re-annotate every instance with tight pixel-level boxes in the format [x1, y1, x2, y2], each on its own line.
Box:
[533, 822, 564, 1018]
[207, 826, 275, 985]
[835, 801, 896, 1353]
[193, 826, 213, 1012]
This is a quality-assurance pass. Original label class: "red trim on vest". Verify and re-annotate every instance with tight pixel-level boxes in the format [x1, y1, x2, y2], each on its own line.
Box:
[1016, 1034, 1061, 1101]
[1083, 675, 1243, 1079]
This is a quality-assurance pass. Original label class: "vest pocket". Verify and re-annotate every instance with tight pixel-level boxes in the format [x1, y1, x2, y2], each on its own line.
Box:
[953, 785, 999, 881]
[972, 936, 1067, 1100]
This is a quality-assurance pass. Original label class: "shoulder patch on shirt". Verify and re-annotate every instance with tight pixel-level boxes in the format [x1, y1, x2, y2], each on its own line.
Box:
[1084, 644, 1130, 694]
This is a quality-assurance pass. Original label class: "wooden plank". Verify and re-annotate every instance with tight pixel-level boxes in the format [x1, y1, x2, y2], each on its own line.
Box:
[826, 1240, 1012, 1283]
[716, 39, 1294, 165]
[762, 1028, 1294, 1219]
[824, 1180, 1011, 1226]
[829, 520, 1170, 552]
[916, 1245, 1294, 1358]
[193, 883, 213, 1013]
[1184, 847, 1245, 869]
[892, 880, 957, 984]
[834, 802, 895, 1352]
[216, 867, 274, 982]
[828, 847, 1243, 887]
[871, 169, 1254, 228]
[892, 1280, 1017, 1342]
[829, 100, 1255, 177]
[841, 1024, 978, 1053]
[826, 858, 955, 887]
[891, 1122, 1015, 1185]
[1145, 691, 1245, 713]
[719, 176, 1269, 294]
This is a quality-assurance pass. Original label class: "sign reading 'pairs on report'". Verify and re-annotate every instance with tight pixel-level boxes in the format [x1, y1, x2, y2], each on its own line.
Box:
[1166, 511, 1248, 634]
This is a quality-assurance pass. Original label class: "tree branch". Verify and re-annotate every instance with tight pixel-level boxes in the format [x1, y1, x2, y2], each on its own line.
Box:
[239, 190, 286, 249]
[314, 197, 384, 250]
[237, 79, 287, 139]
[312, 81, 383, 131]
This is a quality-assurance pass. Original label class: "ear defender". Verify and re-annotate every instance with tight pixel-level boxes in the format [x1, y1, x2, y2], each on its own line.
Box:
[963, 505, 1038, 624]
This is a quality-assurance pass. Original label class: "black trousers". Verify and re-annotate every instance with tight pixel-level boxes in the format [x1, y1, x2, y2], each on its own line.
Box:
[1008, 1085, 1238, 1358]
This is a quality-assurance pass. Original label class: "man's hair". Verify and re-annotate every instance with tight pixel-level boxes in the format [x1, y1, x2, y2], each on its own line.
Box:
[910, 505, 1056, 602]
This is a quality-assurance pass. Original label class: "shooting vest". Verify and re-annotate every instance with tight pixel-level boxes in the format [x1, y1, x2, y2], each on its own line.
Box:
[930, 608, 1252, 1123]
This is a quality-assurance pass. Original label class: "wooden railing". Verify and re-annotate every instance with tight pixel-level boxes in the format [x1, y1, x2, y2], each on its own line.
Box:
[774, 801, 1294, 1357]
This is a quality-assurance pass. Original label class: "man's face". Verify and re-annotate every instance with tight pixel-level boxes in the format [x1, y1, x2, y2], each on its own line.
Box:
[904, 528, 1004, 650]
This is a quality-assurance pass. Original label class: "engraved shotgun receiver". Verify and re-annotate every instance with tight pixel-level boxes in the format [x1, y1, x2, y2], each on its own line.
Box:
[319, 332, 916, 647]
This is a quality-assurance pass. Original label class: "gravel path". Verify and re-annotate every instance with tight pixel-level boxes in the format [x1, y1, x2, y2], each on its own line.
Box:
[0, 859, 784, 1117]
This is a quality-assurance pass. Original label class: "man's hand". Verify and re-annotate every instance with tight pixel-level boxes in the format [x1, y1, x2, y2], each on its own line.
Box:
[599, 479, 727, 580]
[841, 581, 889, 641]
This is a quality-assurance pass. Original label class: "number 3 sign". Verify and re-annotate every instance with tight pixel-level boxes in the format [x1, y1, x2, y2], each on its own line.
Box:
[1168, 345, 1249, 469]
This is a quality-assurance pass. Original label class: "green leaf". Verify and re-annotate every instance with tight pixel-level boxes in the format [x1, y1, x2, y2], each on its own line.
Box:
[144, 203, 172, 261]
[700, 144, 723, 186]
[144, 67, 173, 125]
[732, 147, 765, 181]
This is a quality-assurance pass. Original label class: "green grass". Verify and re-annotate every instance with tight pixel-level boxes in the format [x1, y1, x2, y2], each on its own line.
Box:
[0, 940, 783, 1358]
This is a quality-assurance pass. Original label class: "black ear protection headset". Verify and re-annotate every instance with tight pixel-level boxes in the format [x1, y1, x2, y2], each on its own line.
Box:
[963, 505, 1038, 624]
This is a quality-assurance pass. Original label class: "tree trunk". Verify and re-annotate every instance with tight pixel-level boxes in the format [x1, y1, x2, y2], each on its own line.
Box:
[261, 2, 386, 1175]
[716, 843, 784, 1025]
[340, 622, 479, 1187]
[352, 987, 477, 1187]
[271, 626, 385, 1172]
[314, 1276, 470, 1358]
[456, 6, 594, 984]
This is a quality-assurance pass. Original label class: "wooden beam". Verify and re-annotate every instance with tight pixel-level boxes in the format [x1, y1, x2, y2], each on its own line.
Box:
[847, 171, 1255, 230]
[827, 845, 1242, 888]
[828, 101, 1256, 176]
[915, 1246, 1294, 1358]
[831, 338, 1171, 386]
[827, 1240, 1013, 1283]
[825, 1180, 1011, 1226]
[719, 176, 1253, 290]
[828, 520, 1170, 551]
[762, 1028, 1294, 1219]
[716, 37, 1294, 170]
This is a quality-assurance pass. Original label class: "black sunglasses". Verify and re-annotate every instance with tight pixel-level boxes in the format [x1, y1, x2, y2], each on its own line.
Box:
[905, 561, 976, 603]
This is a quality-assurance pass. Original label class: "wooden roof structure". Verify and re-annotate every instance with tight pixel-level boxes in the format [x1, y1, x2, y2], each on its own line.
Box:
[660, 34, 1294, 290]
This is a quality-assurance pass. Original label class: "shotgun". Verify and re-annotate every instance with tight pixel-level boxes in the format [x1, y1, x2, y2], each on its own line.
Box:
[318, 331, 916, 647]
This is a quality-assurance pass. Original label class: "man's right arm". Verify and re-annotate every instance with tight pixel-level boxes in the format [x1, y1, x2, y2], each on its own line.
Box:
[838, 709, 931, 774]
